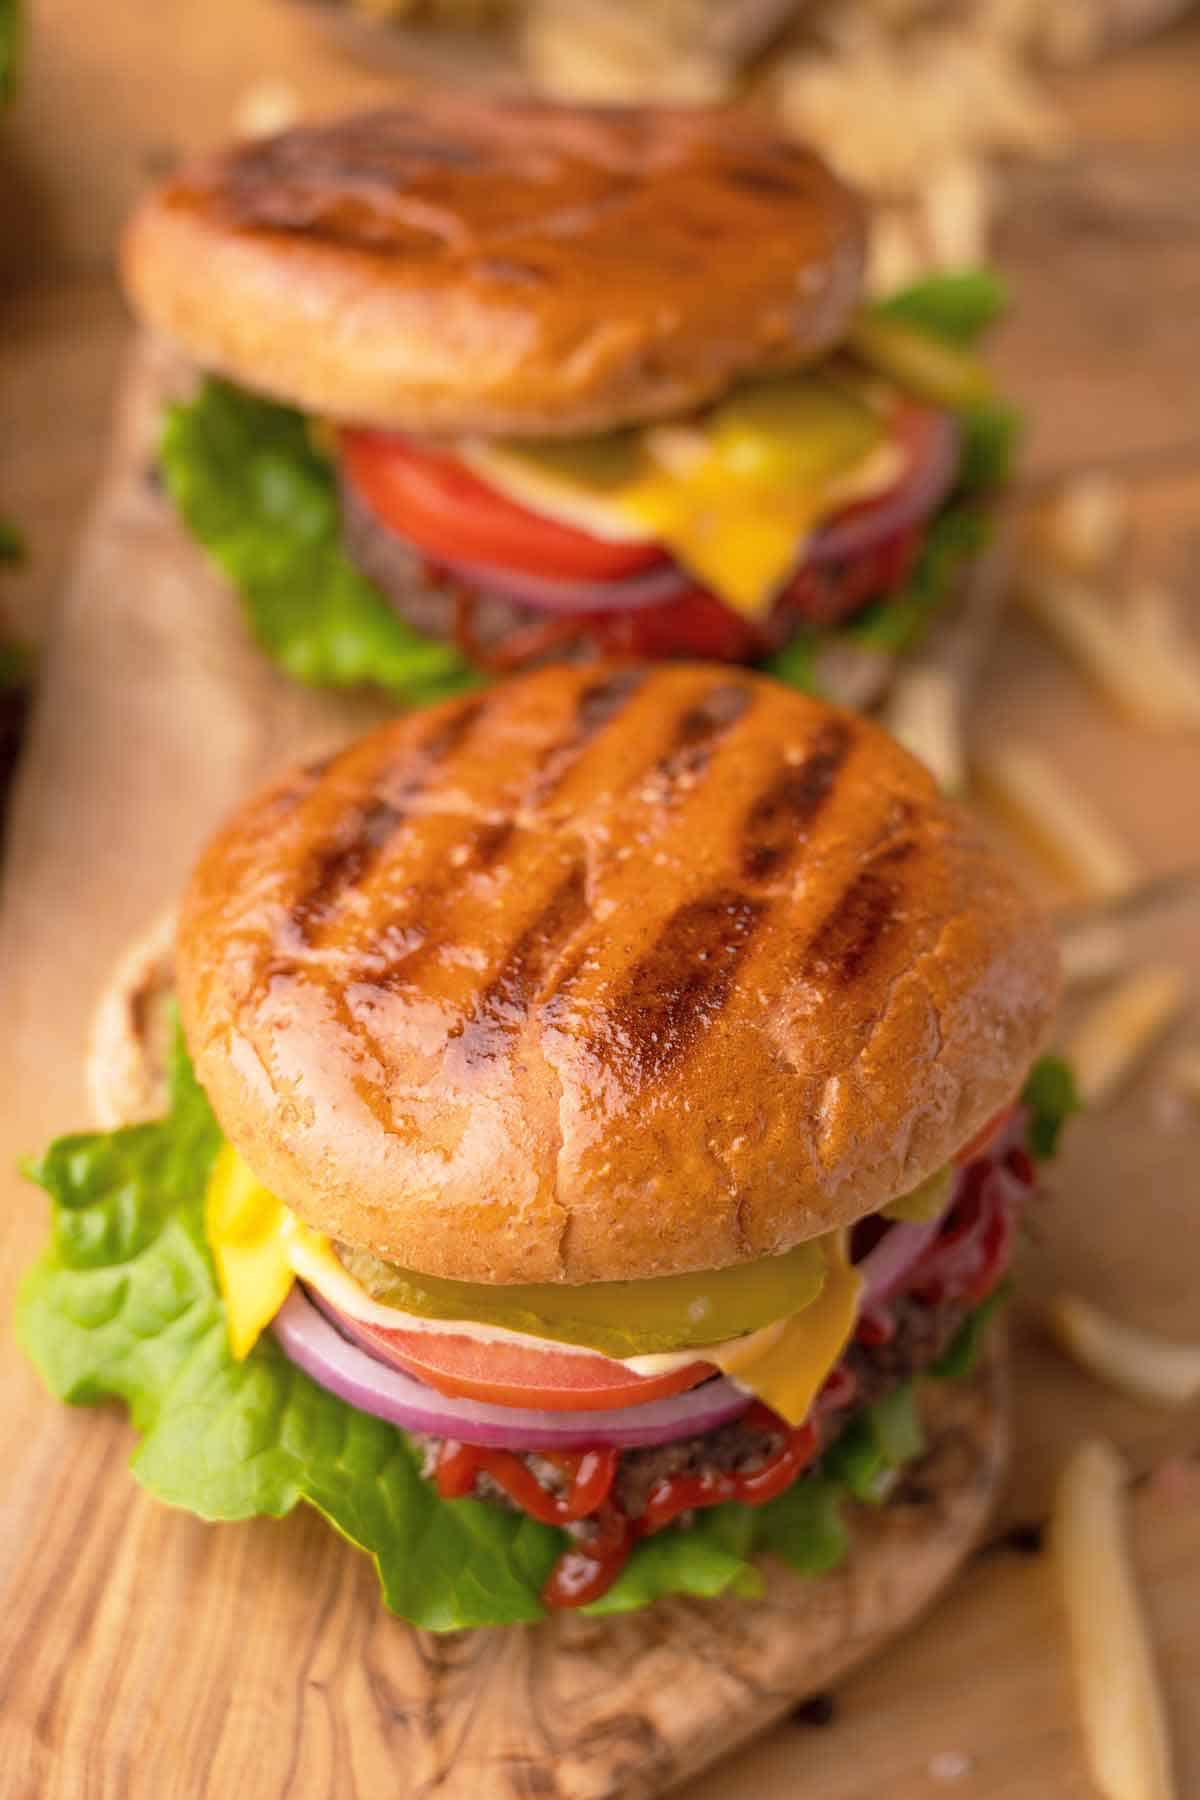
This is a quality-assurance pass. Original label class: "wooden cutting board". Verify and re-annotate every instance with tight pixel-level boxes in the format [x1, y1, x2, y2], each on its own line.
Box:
[4, 24, 1200, 1791]
[1, 329, 1199, 1797]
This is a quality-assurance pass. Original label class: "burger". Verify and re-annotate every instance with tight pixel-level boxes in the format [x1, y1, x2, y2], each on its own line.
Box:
[121, 98, 1017, 707]
[19, 664, 1076, 1645]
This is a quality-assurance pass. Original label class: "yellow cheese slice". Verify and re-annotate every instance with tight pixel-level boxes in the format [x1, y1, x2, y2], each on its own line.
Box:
[205, 1143, 297, 1361]
[461, 372, 900, 618]
[706, 1233, 862, 1426]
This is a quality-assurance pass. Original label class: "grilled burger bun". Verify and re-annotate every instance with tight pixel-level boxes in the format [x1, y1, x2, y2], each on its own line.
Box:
[120, 98, 865, 438]
[176, 663, 1059, 1286]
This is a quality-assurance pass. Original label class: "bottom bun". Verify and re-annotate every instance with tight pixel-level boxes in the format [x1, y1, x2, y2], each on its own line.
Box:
[88, 927, 1007, 1781]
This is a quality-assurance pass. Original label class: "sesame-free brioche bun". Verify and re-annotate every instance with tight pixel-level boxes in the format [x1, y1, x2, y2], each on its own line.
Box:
[120, 98, 866, 438]
[176, 664, 1059, 1286]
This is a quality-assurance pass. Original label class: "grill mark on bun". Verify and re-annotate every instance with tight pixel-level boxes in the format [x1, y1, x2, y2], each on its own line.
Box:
[285, 696, 487, 944]
[528, 666, 646, 805]
[343, 671, 641, 993]
[740, 718, 855, 883]
[595, 888, 766, 1084]
[806, 839, 918, 986]
[446, 860, 590, 1070]
[656, 681, 754, 783]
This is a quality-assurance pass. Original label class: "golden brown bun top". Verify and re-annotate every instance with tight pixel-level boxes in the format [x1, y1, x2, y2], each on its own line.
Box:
[121, 98, 866, 437]
[177, 665, 1059, 1285]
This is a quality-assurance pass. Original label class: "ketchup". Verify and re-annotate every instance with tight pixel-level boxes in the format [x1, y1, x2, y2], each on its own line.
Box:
[435, 1443, 617, 1525]
[639, 1409, 819, 1535]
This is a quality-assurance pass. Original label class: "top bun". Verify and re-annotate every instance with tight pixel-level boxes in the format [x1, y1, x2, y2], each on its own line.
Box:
[177, 665, 1059, 1286]
[121, 98, 866, 438]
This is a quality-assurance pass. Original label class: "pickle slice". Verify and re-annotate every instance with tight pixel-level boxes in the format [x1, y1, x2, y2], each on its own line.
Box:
[880, 1165, 953, 1223]
[847, 311, 993, 411]
[337, 1237, 829, 1358]
[704, 372, 882, 487]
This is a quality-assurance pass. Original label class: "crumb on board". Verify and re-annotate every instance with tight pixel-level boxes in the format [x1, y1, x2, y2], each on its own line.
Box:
[929, 1748, 974, 1781]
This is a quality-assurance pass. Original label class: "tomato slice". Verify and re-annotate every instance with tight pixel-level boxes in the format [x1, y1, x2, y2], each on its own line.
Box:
[339, 430, 666, 582]
[347, 1318, 715, 1412]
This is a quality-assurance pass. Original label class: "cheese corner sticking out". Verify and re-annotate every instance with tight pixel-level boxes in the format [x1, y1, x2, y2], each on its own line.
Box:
[709, 1233, 862, 1426]
[461, 373, 899, 618]
[205, 1144, 296, 1360]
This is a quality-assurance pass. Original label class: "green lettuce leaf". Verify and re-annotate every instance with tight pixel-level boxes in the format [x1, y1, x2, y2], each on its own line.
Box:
[819, 1384, 925, 1504]
[159, 380, 476, 705]
[1021, 1055, 1082, 1160]
[874, 267, 1023, 493]
[875, 270, 1010, 346]
[18, 1034, 1000, 1627]
[763, 501, 992, 691]
[843, 497, 989, 657]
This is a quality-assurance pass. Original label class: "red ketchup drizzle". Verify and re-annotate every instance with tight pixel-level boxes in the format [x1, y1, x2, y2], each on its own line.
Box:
[434, 1127, 1037, 1611]
[435, 1443, 617, 1525]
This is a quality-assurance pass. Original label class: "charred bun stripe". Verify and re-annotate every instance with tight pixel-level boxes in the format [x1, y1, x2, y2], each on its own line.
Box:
[445, 861, 591, 1073]
[311, 671, 754, 990]
[284, 695, 490, 946]
[804, 837, 920, 989]
[651, 681, 755, 788]
[299, 668, 645, 979]
[521, 666, 647, 808]
[739, 718, 856, 885]
[588, 888, 767, 1086]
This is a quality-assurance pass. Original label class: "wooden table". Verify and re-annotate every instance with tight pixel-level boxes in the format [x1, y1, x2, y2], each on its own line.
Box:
[2, 8, 1199, 1797]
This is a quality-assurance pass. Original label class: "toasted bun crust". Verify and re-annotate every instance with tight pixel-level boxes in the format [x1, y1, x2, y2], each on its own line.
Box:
[120, 99, 866, 437]
[175, 664, 1059, 1285]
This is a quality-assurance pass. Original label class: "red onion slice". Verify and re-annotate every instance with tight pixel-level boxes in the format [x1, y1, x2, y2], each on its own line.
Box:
[426, 550, 691, 616]
[273, 1288, 752, 1451]
[807, 410, 960, 569]
[858, 1216, 945, 1307]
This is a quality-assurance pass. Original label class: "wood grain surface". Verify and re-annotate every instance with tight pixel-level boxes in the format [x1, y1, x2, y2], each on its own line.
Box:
[2, 8, 1200, 1798]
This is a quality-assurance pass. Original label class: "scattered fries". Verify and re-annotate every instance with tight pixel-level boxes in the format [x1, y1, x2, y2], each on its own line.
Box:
[1038, 472, 1127, 576]
[232, 80, 300, 141]
[972, 743, 1140, 898]
[882, 664, 965, 795]
[1050, 1296, 1200, 1410]
[1059, 921, 1132, 989]
[1065, 965, 1189, 1105]
[1052, 1439, 1176, 1800]
[1019, 567, 1200, 730]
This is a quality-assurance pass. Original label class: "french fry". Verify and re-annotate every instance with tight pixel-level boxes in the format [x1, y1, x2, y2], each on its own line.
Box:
[1065, 966, 1189, 1105]
[1018, 567, 1200, 730]
[1059, 921, 1132, 989]
[882, 664, 965, 795]
[1038, 472, 1126, 576]
[972, 743, 1140, 899]
[1052, 1440, 1176, 1800]
[1050, 1296, 1200, 1409]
